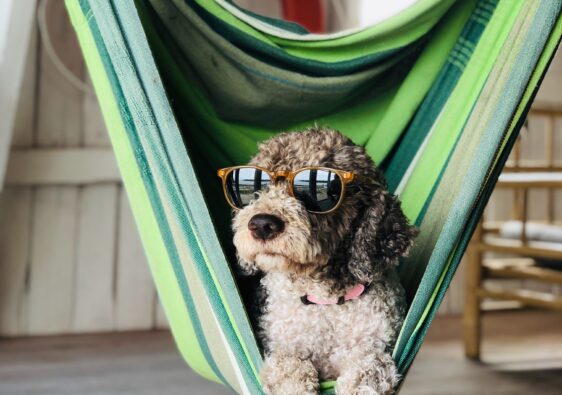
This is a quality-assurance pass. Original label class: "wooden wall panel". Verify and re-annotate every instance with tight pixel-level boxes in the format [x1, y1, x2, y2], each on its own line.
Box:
[27, 187, 78, 335]
[12, 24, 37, 148]
[155, 298, 170, 329]
[0, 0, 37, 184]
[0, 8, 37, 335]
[24, 2, 83, 335]
[72, 184, 118, 332]
[115, 189, 156, 331]
[0, 188, 32, 335]
[35, 0, 83, 147]
[0, 1, 170, 336]
[82, 76, 110, 147]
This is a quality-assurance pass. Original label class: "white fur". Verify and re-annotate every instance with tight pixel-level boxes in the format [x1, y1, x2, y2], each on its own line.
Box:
[259, 271, 405, 394]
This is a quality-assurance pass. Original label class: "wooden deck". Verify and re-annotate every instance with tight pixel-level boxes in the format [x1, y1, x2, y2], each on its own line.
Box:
[1, 311, 561, 395]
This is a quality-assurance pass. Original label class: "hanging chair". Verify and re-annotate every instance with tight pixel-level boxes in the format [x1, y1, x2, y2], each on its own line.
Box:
[66, 0, 561, 393]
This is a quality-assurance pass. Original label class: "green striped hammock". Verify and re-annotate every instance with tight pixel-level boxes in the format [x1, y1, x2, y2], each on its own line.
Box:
[66, 0, 561, 393]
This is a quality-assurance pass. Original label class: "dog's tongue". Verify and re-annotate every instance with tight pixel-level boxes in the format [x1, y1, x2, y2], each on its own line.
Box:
[345, 283, 366, 299]
[305, 294, 338, 305]
[305, 284, 365, 305]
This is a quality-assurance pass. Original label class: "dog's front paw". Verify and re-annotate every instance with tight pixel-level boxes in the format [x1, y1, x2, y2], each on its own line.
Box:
[336, 352, 399, 395]
[260, 352, 319, 395]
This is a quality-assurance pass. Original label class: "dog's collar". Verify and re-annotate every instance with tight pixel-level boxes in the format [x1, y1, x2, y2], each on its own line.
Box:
[300, 284, 367, 306]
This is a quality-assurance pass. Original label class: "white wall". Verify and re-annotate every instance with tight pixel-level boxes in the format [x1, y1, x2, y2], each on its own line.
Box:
[0, 0, 13, 65]
[0, 0, 37, 187]
[358, 0, 419, 29]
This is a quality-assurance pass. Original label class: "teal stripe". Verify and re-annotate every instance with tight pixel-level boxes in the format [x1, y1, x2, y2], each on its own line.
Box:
[80, 0, 231, 389]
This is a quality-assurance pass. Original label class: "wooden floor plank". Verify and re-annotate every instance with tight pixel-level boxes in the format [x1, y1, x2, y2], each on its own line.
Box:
[402, 311, 562, 395]
[0, 331, 230, 395]
[0, 312, 561, 394]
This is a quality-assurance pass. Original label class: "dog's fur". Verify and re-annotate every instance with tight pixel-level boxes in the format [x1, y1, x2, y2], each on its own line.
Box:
[231, 128, 417, 395]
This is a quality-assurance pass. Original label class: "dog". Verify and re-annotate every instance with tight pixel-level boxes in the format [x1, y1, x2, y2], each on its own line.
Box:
[226, 128, 417, 395]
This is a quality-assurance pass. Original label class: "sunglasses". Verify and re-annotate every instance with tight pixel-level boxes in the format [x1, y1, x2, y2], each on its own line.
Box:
[217, 166, 366, 214]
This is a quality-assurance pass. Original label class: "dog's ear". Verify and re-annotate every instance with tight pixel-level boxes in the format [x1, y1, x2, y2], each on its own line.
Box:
[347, 190, 418, 283]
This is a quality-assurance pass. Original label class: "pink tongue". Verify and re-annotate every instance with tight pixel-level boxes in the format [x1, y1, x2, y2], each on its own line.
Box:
[345, 283, 365, 300]
[306, 284, 365, 305]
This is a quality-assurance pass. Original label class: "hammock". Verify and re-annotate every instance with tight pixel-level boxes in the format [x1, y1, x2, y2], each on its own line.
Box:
[66, 0, 561, 393]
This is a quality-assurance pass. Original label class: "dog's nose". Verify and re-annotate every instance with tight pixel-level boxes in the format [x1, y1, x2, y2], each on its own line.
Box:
[248, 214, 285, 241]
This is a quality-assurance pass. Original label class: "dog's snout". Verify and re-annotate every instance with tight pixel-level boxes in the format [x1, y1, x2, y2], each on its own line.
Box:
[248, 214, 285, 241]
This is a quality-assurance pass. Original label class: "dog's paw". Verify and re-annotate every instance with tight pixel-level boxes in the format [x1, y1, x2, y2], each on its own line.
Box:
[261, 352, 319, 395]
[335, 352, 399, 395]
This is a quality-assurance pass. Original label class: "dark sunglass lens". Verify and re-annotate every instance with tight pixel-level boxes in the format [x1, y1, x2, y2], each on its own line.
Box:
[293, 169, 342, 212]
[225, 168, 270, 208]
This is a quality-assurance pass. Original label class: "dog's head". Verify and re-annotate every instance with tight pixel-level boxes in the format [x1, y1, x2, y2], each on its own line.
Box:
[232, 128, 417, 284]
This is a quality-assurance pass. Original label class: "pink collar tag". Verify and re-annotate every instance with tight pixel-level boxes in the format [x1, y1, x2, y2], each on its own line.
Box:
[302, 284, 366, 305]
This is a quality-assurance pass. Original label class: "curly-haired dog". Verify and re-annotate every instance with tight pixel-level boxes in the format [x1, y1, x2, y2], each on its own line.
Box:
[229, 128, 417, 395]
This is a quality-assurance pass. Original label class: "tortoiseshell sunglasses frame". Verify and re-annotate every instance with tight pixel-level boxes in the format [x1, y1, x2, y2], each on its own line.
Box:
[217, 165, 366, 214]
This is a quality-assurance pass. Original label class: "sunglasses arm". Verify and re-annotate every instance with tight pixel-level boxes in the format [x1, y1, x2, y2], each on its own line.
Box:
[349, 173, 385, 189]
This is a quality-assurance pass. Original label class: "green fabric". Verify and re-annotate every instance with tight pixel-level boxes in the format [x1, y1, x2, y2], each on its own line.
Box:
[141, 0, 474, 177]
[192, 0, 456, 62]
[396, 0, 562, 370]
[397, 0, 527, 293]
[397, 0, 524, 221]
[178, 0, 440, 77]
[385, 0, 496, 190]
[66, 0, 562, 393]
